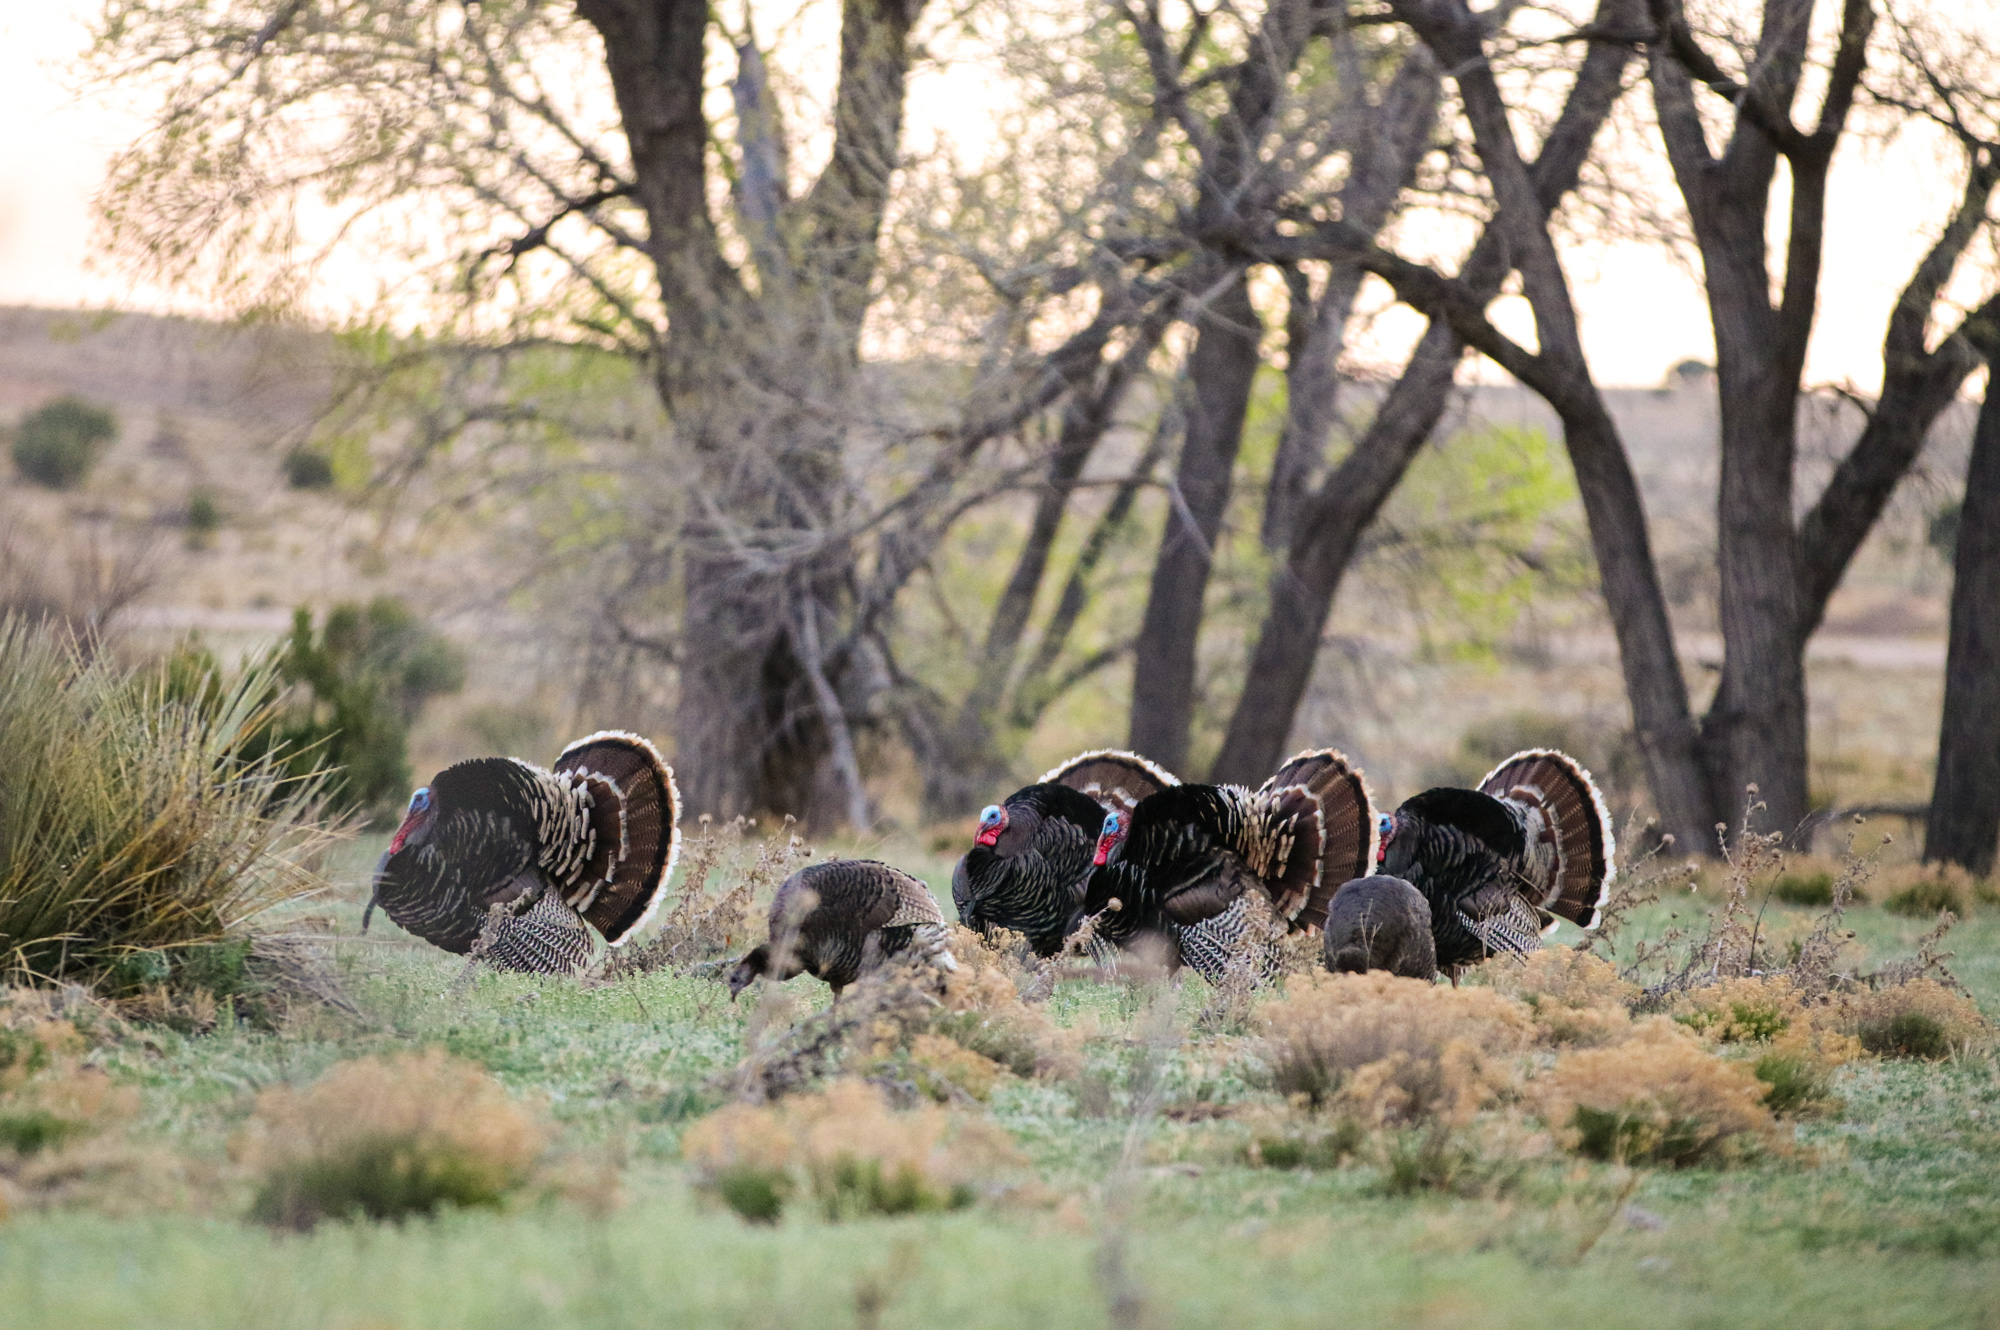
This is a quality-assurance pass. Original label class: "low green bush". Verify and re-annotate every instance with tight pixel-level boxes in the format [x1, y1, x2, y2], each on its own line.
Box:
[1884, 878, 1969, 919]
[11, 397, 116, 489]
[282, 449, 336, 489]
[1771, 872, 1835, 907]
[1860, 1011, 1953, 1060]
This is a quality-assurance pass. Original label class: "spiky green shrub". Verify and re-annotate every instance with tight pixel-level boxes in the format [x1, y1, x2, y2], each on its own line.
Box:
[0, 618, 340, 985]
[11, 397, 117, 489]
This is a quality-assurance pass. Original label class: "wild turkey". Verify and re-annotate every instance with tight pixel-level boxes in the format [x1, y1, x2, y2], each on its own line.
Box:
[728, 859, 959, 997]
[951, 749, 1176, 957]
[365, 731, 680, 975]
[1376, 748, 1615, 975]
[1085, 748, 1378, 984]
[1322, 876, 1436, 981]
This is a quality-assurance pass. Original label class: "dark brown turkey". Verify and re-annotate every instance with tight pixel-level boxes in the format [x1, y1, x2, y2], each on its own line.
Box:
[952, 749, 1176, 957]
[728, 859, 958, 997]
[1376, 748, 1615, 975]
[1086, 749, 1378, 984]
[1322, 876, 1436, 981]
[365, 731, 680, 975]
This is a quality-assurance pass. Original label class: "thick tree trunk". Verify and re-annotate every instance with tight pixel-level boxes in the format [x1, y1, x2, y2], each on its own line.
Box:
[579, 0, 925, 825]
[1128, 274, 1262, 773]
[1925, 373, 2000, 874]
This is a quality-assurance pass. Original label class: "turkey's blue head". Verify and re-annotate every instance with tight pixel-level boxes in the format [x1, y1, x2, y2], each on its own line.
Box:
[1375, 812, 1395, 866]
[1092, 808, 1127, 867]
[389, 786, 434, 855]
[974, 804, 1008, 848]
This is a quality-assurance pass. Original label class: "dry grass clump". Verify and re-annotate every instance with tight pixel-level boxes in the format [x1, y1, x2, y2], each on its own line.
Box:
[1476, 948, 1637, 1047]
[1762, 854, 1859, 907]
[0, 618, 343, 988]
[681, 1079, 1022, 1223]
[241, 1050, 547, 1229]
[1833, 978, 1991, 1060]
[1257, 972, 1533, 1126]
[605, 816, 801, 978]
[1536, 1018, 1776, 1167]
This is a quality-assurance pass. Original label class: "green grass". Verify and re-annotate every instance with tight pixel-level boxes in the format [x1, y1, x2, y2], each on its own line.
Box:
[2, 834, 1999, 1327]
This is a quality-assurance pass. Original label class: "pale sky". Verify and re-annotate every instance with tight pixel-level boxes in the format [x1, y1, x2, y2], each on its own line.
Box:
[0, 0, 1977, 391]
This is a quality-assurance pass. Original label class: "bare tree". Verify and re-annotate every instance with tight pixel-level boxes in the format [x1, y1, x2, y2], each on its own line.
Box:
[87, 0, 1180, 827]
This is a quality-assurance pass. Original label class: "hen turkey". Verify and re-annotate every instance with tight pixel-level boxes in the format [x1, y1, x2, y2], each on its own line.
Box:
[365, 731, 680, 975]
[1376, 748, 1615, 975]
[1085, 748, 1378, 984]
[728, 859, 958, 997]
[952, 749, 1175, 957]
[1322, 875, 1436, 981]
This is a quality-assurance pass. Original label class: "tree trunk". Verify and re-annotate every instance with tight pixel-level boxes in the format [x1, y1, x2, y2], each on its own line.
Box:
[1127, 274, 1262, 773]
[578, 0, 926, 825]
[1925, 369, 2000, 874]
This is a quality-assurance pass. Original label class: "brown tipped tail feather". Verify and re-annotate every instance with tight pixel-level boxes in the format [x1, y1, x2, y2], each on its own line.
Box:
[553, 730, 681, 944]
[1260, 749, 1377, 932]
[1477, 748, 1615, 929]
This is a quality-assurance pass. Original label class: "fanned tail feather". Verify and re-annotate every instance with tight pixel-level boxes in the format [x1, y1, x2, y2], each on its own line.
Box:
[1259, 748, 1377, 931]
[553, 730, 681, 944]
[1041, 748, 1179, 809]
[1477, 748, 1615, 928]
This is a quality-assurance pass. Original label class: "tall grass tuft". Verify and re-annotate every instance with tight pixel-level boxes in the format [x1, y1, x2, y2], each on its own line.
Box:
[0, 618, 342, 986]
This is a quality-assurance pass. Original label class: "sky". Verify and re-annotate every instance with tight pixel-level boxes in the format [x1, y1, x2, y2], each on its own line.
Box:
[0, 0, 1977, 392]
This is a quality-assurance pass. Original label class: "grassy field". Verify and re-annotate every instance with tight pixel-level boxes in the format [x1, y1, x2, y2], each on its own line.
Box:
[2, 831, 1998, 1330]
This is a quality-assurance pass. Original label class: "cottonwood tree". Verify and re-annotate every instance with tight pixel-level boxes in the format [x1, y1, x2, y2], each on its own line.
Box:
[87, 0, 1178, 826]
[1221, 0, 2000, 851]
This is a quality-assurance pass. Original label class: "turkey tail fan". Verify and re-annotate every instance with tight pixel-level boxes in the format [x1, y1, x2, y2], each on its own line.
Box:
[1477, 748, 1615, 928]
[1261, 749, 1377, 932]
[553, 731, 681, 944]
[1248, 785, 1326, 925]
[1040, 748, 1180, 809]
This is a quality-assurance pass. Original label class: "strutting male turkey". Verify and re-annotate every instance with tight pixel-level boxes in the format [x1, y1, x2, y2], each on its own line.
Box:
[728, 860, 958, 997]
[1376, 748, 1615, 976]
[366, 731, 680, 975]
[1085, 749, 1378, 985]
[1322, 875, 1437, 981]
[952, 749, 1177, 957]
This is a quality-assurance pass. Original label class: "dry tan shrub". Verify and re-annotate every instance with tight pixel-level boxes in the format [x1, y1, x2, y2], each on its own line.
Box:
[1672, 975, 1806, 1044]
[1476, 948, 1638, 1047]
[1257, 972, 1534, 1126]
[681, 1079, 1024, 1220]
[1832, 978, 1991, 1058]
[241, 1050, 546, 1227]
[1537, 1018, 1775, 1166]
[908, 1033, 1005, 1100]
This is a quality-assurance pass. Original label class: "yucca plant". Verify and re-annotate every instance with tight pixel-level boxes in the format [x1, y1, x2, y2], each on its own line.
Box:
[0, 618, 345, 986]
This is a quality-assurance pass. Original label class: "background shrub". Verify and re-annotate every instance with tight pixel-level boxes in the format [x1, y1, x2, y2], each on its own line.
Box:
[281, 449, 336, 490]
[184, 488, 222, 546]
[166, 597, 465, 823]
[10, 397, 117, 489]
[1883, 875, 1970, 919]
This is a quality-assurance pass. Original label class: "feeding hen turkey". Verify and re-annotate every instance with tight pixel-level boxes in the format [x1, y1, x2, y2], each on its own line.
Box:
[1376, 748, 1615, 977]
[728, 859, 957, 997]
[365, 731, 680, 975]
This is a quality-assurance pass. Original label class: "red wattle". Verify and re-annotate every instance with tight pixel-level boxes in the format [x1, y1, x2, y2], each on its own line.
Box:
[975, 828, 1001, 847]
